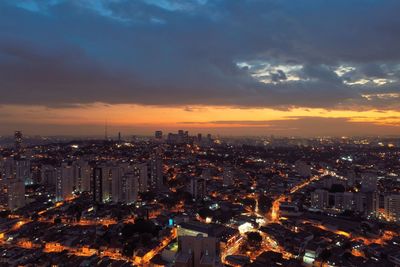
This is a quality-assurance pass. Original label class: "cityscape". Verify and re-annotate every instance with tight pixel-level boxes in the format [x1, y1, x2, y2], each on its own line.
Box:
[0, 131, 399, 266]
[1, 0, 400, 266]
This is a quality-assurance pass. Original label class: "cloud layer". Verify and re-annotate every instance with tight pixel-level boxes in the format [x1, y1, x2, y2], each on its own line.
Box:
[1, 0, 400, 110]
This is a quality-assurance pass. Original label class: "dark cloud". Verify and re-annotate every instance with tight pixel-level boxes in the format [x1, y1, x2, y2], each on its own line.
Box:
[0, 0, 399, 110]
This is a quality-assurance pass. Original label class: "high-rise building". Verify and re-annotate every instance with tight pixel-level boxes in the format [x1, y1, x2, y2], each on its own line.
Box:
[92, 167, 103, 203]
[342, 192, 354, 211]
[7, 178, 25, 210]
[74, 160, 91, 193]
[111, 164, 128, 203]
[101, 164, 113, 202]
[384, 194, 400, 223]
[222, 166, 234, 187]
[311, 189, 329, 210]
[188, 177, 206, 200]
[149, 157, 163, 190]
[133, 163, 148, 193]
[41, 165, 57, 186]
[56, 162, 74, 201]
[14, 131, 23, 152]
[353, 193, 366, 213]
[15, 158, 31, 185]
[155, 131, 163, 140]
[361, 172, 378, 192]
[121, 172, 139, 204]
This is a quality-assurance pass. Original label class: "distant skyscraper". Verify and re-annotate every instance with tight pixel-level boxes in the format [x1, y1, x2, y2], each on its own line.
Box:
[14, 131, 23, 152]
[155, 130, 163, 140]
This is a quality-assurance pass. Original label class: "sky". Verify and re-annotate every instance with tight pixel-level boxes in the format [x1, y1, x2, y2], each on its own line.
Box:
[0, 0, 400, 137]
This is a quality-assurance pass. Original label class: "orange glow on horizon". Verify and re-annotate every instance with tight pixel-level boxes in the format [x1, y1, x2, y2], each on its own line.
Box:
[0, 103, 399, 135]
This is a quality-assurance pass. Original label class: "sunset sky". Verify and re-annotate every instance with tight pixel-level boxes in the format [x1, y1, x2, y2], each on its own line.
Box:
[1, 0, 400, 136]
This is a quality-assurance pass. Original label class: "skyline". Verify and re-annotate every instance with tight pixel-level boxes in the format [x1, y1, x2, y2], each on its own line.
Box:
[1, 0, 400, 136]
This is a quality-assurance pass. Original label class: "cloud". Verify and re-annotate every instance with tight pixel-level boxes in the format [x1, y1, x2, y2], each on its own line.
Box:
[0, 0, 399, 110]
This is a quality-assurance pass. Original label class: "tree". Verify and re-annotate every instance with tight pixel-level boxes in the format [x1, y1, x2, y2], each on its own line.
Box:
[319, 249, 331, 263]
[246, 231, 262, 248]
[258, 194, 273, 214]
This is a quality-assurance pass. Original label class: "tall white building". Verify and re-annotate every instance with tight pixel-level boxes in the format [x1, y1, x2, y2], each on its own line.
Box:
[7, 178, 25, 210]
[311, 189, 329, 210]
[133, 163, 148, 193]
[188, 177, 206, 200]
[0, 158, 26, 210]
[56, 162, 74, 201]
[74, 160, 91, 193]
[15, 158, 31, 185]
[384, 194, 400, 223]
[121, 172, 139, 204]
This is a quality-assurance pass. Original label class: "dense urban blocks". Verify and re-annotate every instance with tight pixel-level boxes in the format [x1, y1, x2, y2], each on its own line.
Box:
[0, 132, 399, 266]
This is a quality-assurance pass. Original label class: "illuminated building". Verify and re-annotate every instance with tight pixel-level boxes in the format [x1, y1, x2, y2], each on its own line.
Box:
[101, 164, 114, 202]
[384, 194, 400, 223]
[311, 189, 328, 210]
[15, 158, 31, 185]
[40, 164, 57, 186]
[133, 163, 148, 193]
[149, 157, 163, 190]
[92, 167, 103, 203]
[111, 164, 127, 203]
[7, 177, 25, 210]
[188, 177, 206, 200]
[167, 130, 189, 144]
[361, 172, 378, 192]
[75, 160, 91, 193]
[56, 162, 74, 201]
[222, 166, 234, 187]
[14, 131, 23, 152]
[121, 171, 139, 204]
